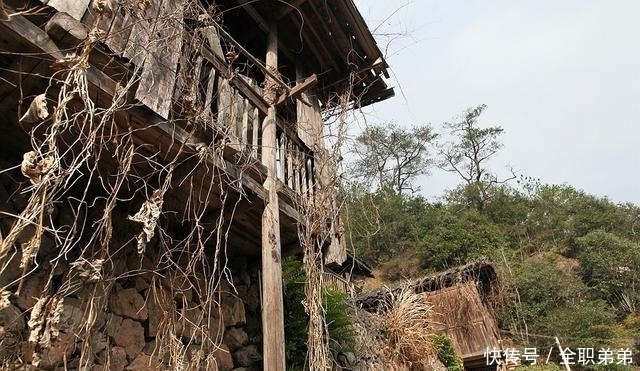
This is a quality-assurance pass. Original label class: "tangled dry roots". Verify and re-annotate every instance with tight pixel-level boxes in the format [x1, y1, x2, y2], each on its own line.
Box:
[0, 1, 257, 369]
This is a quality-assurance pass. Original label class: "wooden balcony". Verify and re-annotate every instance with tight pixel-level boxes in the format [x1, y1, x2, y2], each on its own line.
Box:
[0, 2, 327, 253]
[173, 32, 319, 208]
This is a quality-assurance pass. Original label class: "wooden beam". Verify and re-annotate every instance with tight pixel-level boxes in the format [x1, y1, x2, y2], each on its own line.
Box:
[334, 0, 383, 66]
[288, 2, 342, 80]
[275, 0, 308, 20]
[282, 0, 343, 105]
[200, 46, 270, 114]
[235, 0, 269, 33]
[275, 73, 317, 106]
[335, 0, 390, 76]
[307, 1, 352, 67]
[44, 11, 89, 49]
[261, 22, 286, 371]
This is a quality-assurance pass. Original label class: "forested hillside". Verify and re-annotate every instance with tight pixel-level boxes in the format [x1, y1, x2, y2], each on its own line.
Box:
[343, 106, 640, 369]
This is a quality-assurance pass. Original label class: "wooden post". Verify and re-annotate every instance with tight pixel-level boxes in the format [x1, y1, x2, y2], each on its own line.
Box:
[261, 22, 286, 371]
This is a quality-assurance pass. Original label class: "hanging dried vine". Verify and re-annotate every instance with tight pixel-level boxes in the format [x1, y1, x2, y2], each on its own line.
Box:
[0, 0, 268, 369]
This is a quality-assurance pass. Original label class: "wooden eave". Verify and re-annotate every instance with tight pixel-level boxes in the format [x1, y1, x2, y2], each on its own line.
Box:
[225, 0, 394, 107]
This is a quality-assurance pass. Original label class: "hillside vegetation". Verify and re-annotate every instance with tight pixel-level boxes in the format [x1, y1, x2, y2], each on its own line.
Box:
[343, 106, 640, 368]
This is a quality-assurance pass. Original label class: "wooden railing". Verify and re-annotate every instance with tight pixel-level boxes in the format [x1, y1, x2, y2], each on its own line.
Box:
[217, 78, 262, 160]
[276, 128, 315, 200]
[323, 271, 355, 297]
[89, 2, 320, 196]
[178, 38, 317, 200]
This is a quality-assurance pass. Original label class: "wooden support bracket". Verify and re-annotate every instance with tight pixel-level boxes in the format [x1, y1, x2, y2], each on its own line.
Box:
[275, 74, 317, 107]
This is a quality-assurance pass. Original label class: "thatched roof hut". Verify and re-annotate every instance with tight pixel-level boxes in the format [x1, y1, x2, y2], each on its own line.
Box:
[356, 259, 502, 371]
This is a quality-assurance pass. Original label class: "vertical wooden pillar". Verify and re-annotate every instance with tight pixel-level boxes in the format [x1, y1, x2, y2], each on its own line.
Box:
[261, 23, 286, 371]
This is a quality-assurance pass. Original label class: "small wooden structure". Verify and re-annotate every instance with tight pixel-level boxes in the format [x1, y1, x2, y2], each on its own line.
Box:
[357, 259, 502, 371]
[0, 1, 392, 370]
[324, 252, 374, 296]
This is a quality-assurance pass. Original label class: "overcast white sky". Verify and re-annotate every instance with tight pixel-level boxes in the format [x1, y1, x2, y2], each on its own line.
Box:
[353, 0, 640, 204]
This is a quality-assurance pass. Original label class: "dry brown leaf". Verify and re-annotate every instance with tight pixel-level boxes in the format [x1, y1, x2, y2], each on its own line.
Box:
[128, 189, 164, 254]
[19, 94, 49, 124]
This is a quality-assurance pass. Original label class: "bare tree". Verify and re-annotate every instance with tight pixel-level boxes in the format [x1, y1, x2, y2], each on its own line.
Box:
[351, 123, 437, 195]
[439, 104, 514, 211]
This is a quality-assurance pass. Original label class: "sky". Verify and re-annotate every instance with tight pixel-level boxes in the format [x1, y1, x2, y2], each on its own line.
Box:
[352, 0, 640, 204]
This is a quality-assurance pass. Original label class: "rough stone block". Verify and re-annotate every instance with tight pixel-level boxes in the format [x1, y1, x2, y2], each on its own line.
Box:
[37, 331, 76, 369]
[125, 353, 160, 371]
[178, 306, 204, 343]
[161, 273, 193, 303]
[0, 303, 25, 333]
[142, 339, 156, 356]
[146, 289, 171, 338]
[134, 277, 149, 293]
[110, 288, 148, 321]
[105, 313, 123, 339]
[221, 295, 246, 327]
[108, 346, 127, 371]
[223, 327, 248, 351]
[212, 344, 234, 371]
[57, 297, 85, 333]
[207, 315, 224, 343]
[245, 285, 260, 313]
[90, 331, 108, 355]
[113, 318, 145, 359]
[232, 345, 259, 368]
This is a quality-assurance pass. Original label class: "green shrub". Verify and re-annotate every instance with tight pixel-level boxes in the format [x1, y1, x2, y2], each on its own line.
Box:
[282, 257, 356, 370]
[590, 364, 634, 371]
[324, 289, 356, 352]
[282, 257, 308, 371]
[430, 334, 464, 371]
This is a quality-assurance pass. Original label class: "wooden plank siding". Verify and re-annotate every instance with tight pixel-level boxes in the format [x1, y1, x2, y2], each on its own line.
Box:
[134, 0, 184, 118]
[423, 281, 502, 361]
[42, 0, 90, 20]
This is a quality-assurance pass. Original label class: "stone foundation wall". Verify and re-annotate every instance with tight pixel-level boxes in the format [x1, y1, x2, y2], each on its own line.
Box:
[1, 251, 263, 370]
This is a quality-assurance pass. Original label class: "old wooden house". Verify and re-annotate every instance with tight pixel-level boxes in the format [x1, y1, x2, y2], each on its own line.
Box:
[0, 0, 392, 370]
